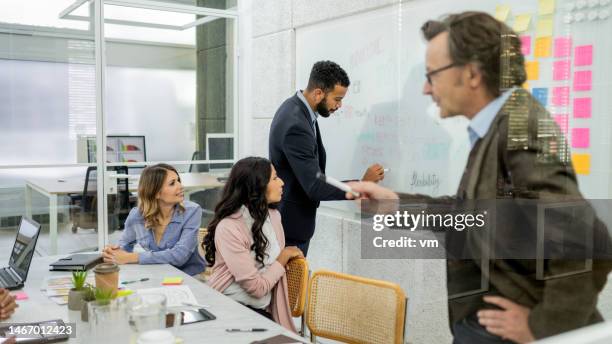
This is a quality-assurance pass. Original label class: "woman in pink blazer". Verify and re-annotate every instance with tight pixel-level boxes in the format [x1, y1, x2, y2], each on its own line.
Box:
[204, 157, 303, 332]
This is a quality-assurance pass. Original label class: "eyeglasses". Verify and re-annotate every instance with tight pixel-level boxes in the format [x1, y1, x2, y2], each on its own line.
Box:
[425, 62, 459, 84]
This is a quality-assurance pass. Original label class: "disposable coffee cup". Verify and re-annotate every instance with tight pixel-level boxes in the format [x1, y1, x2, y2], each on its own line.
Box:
[93, 262, 120, 296]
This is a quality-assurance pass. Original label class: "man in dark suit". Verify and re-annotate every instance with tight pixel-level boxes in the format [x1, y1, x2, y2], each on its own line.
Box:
[269, 61, 384, 256]
[348, 11, 612, 344]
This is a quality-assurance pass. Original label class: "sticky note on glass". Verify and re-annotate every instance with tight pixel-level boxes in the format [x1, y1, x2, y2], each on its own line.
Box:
[574, 71, 592, 91]
[525, 61, 540, 81]
[553, 60, 571, 80]
[573, 98, 592, 118]
[536, 18, 554, 37]
[162, 277, 183, 285]
[539, 0, 556, 15]
[575, 45, 593, 66]
[554, 114, 569, 133]
[552, 86, 570, 106]
[532, 88, 548, 106]
[572, 128, 590, 148]
[534, 37, 552, 58]
[520, 35, 532, 55]
[513, 14, 532, 32]
[495, 5, 511, 21]
[572, 153, 591, 175]
[554, 37, 572, 57]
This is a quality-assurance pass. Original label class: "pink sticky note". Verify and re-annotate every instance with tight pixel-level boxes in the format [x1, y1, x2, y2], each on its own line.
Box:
[575, 45, 593, 66]
[572, 128, 590, 148]
[574, 71, 592, 91]
[553, 60, 571, 80]
[554, 114, 569, 133]
[13, 291, 28, 300]
[552, 87, 570, 106]
[520, 35, 532, 55]
[554, 37, 572, 57]
[573, 98, 592, 118]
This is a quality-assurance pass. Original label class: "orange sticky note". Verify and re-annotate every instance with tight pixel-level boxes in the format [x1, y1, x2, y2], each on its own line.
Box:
[572, 154, 591, 175]
[525, 61, 540, 81]
[162, 277, 183, 285]
[534, 37, 552, 58]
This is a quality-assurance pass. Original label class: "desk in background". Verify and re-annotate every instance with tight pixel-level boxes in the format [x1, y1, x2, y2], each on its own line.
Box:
[24, 173, 223, 254]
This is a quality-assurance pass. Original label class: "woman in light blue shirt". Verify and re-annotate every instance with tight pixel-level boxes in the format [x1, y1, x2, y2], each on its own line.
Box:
[102, 163, 206, 276]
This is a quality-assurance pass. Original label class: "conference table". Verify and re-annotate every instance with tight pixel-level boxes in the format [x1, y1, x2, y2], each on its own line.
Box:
[4, 255, 306, 343]
[24, 172, 224, 254]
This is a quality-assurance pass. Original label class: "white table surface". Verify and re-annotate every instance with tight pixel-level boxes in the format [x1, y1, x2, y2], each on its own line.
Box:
[2, 255, 306, 344]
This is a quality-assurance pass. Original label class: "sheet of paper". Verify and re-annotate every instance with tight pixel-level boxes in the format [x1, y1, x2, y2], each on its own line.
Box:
[532, 88, 548, 106]
[572, 128, 590, 148]
[553, 60, 571, 80]
[574, 71, 592, 91]
[575, 45, 593, 66]
[552, 86, 570, 106]
[539, 0, 556, 15]
[137, 285, 198, 308]
[536, 18, 554, 37]
[554, 37, 572, 57]
[495, 5, 511, 21]
[572, 153, 591, 175]
[525, 61, 540, 81]
[520, 35, 532, 55]
[535, 37, 552, 58]
[513, 14, 532, 32]
[553, 114, 569, 133]
[573, 98, 592, 118]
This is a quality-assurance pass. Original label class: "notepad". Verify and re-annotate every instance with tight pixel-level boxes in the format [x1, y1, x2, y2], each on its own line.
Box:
[162, 277, 184, 285]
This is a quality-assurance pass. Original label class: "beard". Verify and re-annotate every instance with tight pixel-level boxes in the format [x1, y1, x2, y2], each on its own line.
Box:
[316, 97, 332, 118]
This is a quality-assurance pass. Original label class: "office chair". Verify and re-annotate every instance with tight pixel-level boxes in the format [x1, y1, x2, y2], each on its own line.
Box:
[306, 269, 407, 344]
[71, 166, 131, 234]
[189, 151, 209, 172]
[286, 258, 309, 335]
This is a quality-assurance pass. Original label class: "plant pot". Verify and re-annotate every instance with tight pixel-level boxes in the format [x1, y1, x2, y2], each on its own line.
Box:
[81, 300, 93, 322]
[68, 288, 87, 311]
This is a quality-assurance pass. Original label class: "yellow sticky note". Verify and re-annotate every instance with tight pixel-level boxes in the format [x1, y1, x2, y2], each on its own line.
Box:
[513, 14, 532, 32]
[525, 61, 540, 81]
[534, 37, 552, 58]
[572, 153, 591, 175]
[522, 82, 530, 90]
[539, 0, 555, 15]
[536, 17, 554, 37]
[495, 5, 511, 22]
[162, 277, 183, 285]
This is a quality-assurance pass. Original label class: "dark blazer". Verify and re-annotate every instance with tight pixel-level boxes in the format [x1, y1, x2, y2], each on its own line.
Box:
[269, 93, 346, 243]
[400, 89, 612, 339]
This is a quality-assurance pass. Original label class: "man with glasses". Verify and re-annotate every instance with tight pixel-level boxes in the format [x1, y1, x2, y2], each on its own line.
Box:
[348, 11, 612, 344]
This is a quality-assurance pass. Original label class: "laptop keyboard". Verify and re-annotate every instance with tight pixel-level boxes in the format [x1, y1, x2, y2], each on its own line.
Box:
[0, 268, 16, 286]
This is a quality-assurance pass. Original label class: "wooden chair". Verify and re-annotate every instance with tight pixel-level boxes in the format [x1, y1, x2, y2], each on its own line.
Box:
[305, 269, 407, 344]
[286, 258, 309, 335]
[197, 227, 212, 281]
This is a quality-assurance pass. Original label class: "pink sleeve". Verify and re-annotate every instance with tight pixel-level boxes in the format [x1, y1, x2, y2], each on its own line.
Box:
[214, 219, 286, 299]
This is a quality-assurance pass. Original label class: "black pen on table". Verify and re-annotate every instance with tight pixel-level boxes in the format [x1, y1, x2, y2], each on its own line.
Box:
[225, 328, 267, 332]
[122, 277, 149, 284]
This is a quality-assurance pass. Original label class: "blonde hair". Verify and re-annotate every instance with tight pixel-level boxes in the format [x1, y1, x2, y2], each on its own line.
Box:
[138, 163, 185, 229]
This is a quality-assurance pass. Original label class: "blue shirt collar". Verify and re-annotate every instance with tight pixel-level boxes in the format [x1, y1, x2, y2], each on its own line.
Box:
[296, 90, 318, 127]
[467, 88, 514, 147]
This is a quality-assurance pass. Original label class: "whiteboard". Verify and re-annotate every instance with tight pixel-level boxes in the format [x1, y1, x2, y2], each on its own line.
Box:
[296, 0, 612, 201]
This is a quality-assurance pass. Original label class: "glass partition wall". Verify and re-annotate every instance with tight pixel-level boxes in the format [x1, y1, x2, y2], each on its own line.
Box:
[0, 0, 237, 258]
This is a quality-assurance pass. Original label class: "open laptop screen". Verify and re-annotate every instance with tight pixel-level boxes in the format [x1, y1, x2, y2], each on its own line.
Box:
[9, 217, 41, 281]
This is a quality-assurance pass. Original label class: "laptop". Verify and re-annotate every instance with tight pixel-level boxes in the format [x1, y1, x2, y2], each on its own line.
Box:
[0, 217, 41, 290]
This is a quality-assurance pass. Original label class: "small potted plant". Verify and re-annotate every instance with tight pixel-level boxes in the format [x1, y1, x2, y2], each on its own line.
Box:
[80, 284, 95, 322]
[68, 270, 88, 311]
[93, 287, 114, 306]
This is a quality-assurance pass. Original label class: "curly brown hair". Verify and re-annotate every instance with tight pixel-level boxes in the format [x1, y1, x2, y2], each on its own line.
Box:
[421, 11, 526, 97]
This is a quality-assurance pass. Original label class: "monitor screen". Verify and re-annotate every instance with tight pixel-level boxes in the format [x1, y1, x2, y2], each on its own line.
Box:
[9, 218, 40, 280]
[207, 135, 234, 171]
